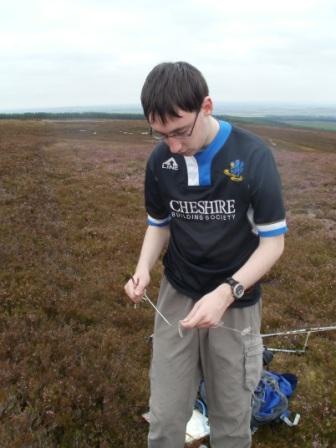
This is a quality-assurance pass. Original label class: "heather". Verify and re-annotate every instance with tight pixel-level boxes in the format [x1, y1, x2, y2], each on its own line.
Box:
[0, 120, 335, 447]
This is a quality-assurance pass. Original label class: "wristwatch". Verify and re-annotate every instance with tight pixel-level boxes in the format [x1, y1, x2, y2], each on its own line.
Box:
[224, 277, 245, 300]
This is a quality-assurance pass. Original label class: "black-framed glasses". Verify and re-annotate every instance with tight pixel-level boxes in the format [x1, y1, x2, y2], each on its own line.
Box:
[151, 110, 200, 141]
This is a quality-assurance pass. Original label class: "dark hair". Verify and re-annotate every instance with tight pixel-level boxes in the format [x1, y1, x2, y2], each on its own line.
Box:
[141, 61, 209, 123]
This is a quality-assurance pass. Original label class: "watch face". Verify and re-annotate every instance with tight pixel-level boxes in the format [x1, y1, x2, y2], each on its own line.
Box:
[234, 284, 245, 299]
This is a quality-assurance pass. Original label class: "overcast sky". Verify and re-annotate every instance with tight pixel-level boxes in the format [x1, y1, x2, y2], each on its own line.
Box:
[1, 0, 335, 111]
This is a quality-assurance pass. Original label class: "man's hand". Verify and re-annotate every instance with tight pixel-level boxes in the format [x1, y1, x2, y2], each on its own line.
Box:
[180, 283, 235, 329]
[124, 270, 151, 304]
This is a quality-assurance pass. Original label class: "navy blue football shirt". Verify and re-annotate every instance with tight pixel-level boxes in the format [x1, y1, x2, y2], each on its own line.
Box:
[145, 121, 287, 307]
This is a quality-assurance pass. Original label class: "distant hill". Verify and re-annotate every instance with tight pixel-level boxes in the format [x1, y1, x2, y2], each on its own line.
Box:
[1, 102, 336, 117]
[1, 103, 336, 132]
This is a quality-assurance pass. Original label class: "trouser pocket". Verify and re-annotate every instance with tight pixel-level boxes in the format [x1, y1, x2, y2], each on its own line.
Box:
[244, 338, 263, 392]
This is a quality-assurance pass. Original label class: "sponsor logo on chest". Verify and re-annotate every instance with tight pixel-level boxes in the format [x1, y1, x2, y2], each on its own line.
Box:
[162, 157, 179, 171]
[170, 199, 236, 222]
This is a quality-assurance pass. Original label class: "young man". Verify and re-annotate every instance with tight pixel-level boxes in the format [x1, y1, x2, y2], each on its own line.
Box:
[124, 62, 287, 448]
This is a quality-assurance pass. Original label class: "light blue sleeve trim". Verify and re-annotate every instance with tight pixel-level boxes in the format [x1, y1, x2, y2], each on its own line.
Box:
[259, 226, 288, 237]
[147, 217, 171, 227]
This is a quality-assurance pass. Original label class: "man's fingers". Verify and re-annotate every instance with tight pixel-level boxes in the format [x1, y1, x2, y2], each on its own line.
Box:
[124, 278, 144, 302]
[180, 303, 204, 328]
[135, 285, 145, 297]
[180, 301, 221, 329]
[131, 273, 151, 298]
[181, 302, 200, 324]
[131, 276, 140, 288]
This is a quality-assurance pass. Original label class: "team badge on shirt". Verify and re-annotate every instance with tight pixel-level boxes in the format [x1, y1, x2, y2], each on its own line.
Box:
[224, 160, 244, 182]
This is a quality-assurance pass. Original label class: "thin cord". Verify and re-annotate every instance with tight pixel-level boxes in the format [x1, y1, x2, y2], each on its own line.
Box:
[140, 291, 260, 339]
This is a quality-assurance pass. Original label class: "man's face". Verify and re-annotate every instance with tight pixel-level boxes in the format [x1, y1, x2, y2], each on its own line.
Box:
[149, 108, 208, 157]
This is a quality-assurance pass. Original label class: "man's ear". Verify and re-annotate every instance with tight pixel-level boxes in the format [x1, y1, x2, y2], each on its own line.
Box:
[201, 96, 214, 116]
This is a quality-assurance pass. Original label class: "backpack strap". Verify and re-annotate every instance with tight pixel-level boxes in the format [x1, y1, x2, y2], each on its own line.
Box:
[280, 411, 301, 427]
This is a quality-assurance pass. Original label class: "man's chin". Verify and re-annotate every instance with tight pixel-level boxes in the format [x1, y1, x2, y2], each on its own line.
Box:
[169, 148, 199, 157]
[183, 148, 198, 157]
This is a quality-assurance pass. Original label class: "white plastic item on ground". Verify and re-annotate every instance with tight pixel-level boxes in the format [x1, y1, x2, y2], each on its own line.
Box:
[142, 409, 210, 444]
[185, 409, 210, 443]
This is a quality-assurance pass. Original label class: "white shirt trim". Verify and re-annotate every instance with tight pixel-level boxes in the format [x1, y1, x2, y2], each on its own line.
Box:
[184, 156, 199, 186]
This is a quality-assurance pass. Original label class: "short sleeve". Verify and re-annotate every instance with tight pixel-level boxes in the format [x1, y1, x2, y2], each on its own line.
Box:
[145, 155, 171, 227]
[248, 147, 288, 237]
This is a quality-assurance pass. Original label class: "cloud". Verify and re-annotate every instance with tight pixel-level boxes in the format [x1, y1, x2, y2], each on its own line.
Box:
[0, 0, 335, 108]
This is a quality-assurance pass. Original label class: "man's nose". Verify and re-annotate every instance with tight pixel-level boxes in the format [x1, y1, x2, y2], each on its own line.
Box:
[167, 137, 182, 153]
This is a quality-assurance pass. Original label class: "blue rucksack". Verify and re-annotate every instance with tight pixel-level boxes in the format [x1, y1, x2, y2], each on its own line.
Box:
[196, 370, 300, 433]
[250, 370, 300, 432]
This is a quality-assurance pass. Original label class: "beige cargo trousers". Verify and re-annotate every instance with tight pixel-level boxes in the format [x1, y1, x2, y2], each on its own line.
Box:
[148, 276, 263, 448]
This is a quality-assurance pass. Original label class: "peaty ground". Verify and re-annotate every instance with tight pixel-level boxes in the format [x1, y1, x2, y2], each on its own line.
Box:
[0, 119, 335, 448]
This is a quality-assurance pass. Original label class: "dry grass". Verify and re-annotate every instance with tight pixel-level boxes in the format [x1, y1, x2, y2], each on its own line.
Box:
[0, 119, 335, 447]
